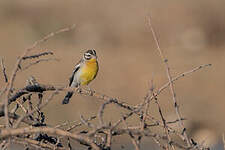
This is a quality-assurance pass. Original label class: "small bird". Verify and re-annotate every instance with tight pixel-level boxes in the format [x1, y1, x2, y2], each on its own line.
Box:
[62, 49, 99, 104]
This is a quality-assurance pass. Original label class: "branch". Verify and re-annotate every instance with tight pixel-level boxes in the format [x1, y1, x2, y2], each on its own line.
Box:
[2, 24, 76, 128]
[13, 91, 59, 128]
[156, 64, 211, 98]
[13, 137, 65, 150]
[22, 58, 59, 71]
[223, 133, 225, 150]
[1, 58, 8, 83]
[147, 15, 191, 146]
[0, 126, 100, 150]
[22, 51, 54, 60]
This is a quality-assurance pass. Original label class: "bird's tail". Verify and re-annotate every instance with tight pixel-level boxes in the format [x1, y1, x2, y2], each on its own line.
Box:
[62, 91, 74, 104]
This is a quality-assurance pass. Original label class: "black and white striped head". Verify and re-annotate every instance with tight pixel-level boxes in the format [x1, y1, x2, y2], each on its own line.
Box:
[83, 49, 97, 60]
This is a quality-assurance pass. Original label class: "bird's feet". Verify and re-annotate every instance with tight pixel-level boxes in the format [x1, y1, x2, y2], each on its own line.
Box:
[76, 86, 82, 94]
[86, 86, 94, 96]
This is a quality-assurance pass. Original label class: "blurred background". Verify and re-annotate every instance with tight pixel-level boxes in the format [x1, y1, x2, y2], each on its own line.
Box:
[0, 0, 225, 149]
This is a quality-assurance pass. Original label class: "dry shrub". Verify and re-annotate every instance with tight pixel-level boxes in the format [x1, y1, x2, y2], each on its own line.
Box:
[0, 19, 212, 150]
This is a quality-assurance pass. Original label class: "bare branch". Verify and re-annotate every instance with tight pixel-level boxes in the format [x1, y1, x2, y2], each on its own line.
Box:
[2, 24, 76, 128]
[223, 133, 225, 150]
[1, 58, 8, 83]
[98, 99, 114, 127]
[105, 129, 112, 149]
[122, 117, 140, 150]
[13, 91, 59, 128]
[147, 15, 191, 146]
[155, 64, 211, 98]
[22, 51, 54, 60]
[22, 58, 59, 71]
[0, 20, 212, 150]
[66, 115, 96, 131]
[13, 137, 65, 150]
[0, 126, 100, 150]
[80, 115, 96, 129]
[154, 93, 175, 150]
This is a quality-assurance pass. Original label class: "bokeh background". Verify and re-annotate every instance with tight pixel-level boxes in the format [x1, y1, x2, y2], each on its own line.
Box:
[0, 0, 225, 149]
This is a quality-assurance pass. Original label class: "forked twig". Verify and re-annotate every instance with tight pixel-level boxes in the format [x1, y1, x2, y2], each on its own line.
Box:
[2, 24, 76, 128]
[147, 15, 191, 146]
[0, 126, 100, 150]
[155, 64, 211, 98]
[13, 91, 59, 128]
[98, 99, 114, 127]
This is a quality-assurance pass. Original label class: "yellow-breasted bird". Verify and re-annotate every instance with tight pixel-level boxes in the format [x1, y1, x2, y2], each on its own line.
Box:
[62, 49, 99, 104]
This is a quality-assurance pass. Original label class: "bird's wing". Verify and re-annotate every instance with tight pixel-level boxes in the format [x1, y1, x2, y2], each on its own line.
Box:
[69, 60, 81, 86]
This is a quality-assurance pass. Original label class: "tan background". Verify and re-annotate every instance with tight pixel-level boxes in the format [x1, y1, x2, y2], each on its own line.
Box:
[0, 0, 225, 149]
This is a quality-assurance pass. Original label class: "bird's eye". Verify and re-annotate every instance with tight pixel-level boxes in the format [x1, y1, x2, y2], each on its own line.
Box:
[84, 54, 91, 60]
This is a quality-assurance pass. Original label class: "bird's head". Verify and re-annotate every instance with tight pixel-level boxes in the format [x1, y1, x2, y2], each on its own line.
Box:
[83, 49, 97, 61]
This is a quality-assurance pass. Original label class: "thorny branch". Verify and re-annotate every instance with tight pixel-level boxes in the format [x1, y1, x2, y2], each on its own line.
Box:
[1, 24, 76, 129]
[0, 23, 212, 150]
[147, 16, 191, 146]
[0, 126, 100, 150]
[22, 51, 54, 60]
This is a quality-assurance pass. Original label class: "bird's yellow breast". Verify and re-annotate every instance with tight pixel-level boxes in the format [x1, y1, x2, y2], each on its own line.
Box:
[80, 58, 98, 85]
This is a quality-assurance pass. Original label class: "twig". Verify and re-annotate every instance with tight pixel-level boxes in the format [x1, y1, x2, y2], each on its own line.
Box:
[155, 64, 211, 99]
[0, 140, 9, 150]
[66, 115, 96, 131]
[22, 51, 53, 60]
[10, 94, 32, 115]
[13, 137, 65, 150]
[112, 128, 188, 149]
[7, 84, 60, 104]
[135, 64, 211, 115]
[0, 126, 100, 150]
[0, 86, 8, 99]
[13, 91, 59, 128]
[146, 118, 186, 128]
[223, 133, 225, 150]
[105, 129, 112, 149]
[15, 100, 27, 114]
[67, 138, 72, 150]
[141, 79, 154, 131]
[1, 58, 9, 128]
[154, 94, 175, 150]
[6, 112, 39, 126]
[0, 140, 7, 149]
[22, 58, 59, 71]
[2, 24, 76, 129]
[1, 58, 8, 82]
[147, 15, 191, 146]
[80, 115, 96, 129]
[122, 117, 140, 150]
[6, 62, 210, 111]
[112, 111, 134, 130]
[152, 137, 167, 150]
[54, 121, 70, 129]
[6, 84, 134, 113]
[98, 99, 114, 127]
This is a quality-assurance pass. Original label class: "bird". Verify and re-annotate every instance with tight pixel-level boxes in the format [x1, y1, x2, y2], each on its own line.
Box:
[62, 49, 99, 104]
